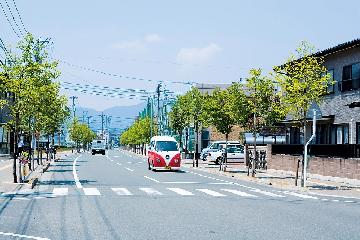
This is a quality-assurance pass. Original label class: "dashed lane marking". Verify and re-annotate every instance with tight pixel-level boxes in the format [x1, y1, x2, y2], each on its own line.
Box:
[221, 189, 258, 197]
[125, 167, 134, 172]
[52, 188, 68, 196]
[282, 191, 318, 200]
[196, 189, 226, 197]
[139, 188, 163, 196]
[250, 189, 285, 198]
[144, 176, 160, 183]
[83, 188, 101, 196]
[111, 188, 133, 196]
[167, 188, 194, 196]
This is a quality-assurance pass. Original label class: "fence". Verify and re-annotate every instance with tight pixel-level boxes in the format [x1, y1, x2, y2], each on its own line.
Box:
[272, 144, 360, 158]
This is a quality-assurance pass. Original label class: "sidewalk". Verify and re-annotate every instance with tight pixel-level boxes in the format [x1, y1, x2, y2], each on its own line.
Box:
[182, 159, 360, 199]
[0, 150, 74, 193]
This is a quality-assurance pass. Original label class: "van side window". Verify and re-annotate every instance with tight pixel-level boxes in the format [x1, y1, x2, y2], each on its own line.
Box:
[211, 143, 219, 149]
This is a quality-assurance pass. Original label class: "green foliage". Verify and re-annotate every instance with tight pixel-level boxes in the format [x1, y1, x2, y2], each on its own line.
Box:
[273, 41, 330, 122]
[245, 68, 286, 130]
[69, 119, 96, 147]
[168, 95, 190, 135]
[120, 117, 154, 145]
[0, 33, 69, 137]
[205, 88, 237, 136]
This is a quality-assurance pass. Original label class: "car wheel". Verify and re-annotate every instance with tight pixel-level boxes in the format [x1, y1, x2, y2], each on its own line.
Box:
[148, 159, 151, 170]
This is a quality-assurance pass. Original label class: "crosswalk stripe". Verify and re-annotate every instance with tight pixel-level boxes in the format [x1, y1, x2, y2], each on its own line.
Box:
[111, 188, 133, 196]
[196, 189, 226, 197]
[139, 188, 163, 196]
[167, 188, 194, 196]
[221, 189, 258, 197]
[282, 191, 318, 199]
[83, 188, 101, 196]
[250, 189, 285, 198]
[52, 188, 68, 196]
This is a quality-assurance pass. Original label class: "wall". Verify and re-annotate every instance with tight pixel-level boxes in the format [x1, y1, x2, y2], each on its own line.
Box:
[267, 145, 360, 180]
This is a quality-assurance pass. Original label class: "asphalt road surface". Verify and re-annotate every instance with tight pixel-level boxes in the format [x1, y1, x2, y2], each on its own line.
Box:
[0, 149, 359, 240]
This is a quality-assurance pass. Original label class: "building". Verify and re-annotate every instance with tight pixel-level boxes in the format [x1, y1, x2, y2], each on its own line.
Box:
[284, 39, 360, 145]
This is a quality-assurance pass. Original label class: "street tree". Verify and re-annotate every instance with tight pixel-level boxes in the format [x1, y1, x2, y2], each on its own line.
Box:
[273, 41, 331, 186]
[168, 95, 190, 151]
[205, 88, 237, 171]
[69, 119, 96, 152]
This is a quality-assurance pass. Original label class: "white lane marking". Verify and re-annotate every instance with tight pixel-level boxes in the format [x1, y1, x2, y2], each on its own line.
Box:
[282, 191, 318, 199]
[250, 189, 285, 198]
[221, 189, 258, 197]
[163, 181, 199, 184]
[332, 199, 340, 202]
[111, 188, 132, 196]
[208, 182, 234, 185]
[144, 176, 160, 183]
[167, 188, 194, 196]
[116, 163, 122, 166]
[113, 156, 120, 158]
[13, 197, 30, 201]
[127, 161, 132, 163]
[344, 200, 355, 203]
[52, 188, 68, 196]
[0, 163, 12, 171]
[83, 188, 101, 196]
[0, 231, 50, 240]
[72, 155, 82, 189]
[125, 167, 134, 172]
[137, 161, 143, 164]
[196, 189, 226, 197]
[2, 189, 35, 195]
[321, 199, 329, 201]
[139, 188, 163, 196]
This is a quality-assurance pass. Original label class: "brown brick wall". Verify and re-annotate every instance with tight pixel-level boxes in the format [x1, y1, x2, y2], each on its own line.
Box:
[267, 145, 360, 180]
[209, 125, 243, 142]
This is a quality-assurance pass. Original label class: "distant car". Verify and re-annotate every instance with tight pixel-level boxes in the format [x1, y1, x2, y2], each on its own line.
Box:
[220, 146, 245, 163]
[91, 139, 106, 155]
[147, 136, 181, 171]
[201, 141, 240, 160]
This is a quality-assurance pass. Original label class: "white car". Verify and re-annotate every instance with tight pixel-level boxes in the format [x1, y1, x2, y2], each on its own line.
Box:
[220, 146, 245, 163]
[201, 141, 240, 160]
[207, 143, 242, 164]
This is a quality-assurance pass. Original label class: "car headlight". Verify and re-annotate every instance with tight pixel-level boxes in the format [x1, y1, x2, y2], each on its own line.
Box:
[156, 158, 161, 163]
[174, 159, 179, 163]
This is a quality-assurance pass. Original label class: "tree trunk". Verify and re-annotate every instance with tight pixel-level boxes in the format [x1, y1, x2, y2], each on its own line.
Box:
[301, 115, 307, 187]
[252, 112, 257, 177]
[223, 133, 229, 172]
[13, 126, 18, 183]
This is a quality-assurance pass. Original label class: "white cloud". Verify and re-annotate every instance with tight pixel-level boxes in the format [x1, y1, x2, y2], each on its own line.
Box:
[112, 33, 162, 51]
[176, 43, 222, 64]
[112, 40, 144, 51]
[144, 34, 162, 43]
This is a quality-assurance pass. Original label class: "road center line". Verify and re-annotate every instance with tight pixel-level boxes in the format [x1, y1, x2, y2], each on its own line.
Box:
[125, 167, 134, 172]
[144, 176, 160, 182]
[0, 231, 50, 240]
[72, 155, 82, 189]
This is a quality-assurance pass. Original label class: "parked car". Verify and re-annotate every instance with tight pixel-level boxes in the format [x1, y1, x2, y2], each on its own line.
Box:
[220, 146, 245, 163]
[207, 143, 242, 164]
[201, 141, 240, 160]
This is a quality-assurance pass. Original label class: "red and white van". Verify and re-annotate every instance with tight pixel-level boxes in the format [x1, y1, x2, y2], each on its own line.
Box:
[147, 136, 181, 171]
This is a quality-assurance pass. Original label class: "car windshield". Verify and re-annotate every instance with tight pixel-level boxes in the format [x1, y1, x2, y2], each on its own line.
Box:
[155, 141, 178, 151]
[227, 147, 244, 153]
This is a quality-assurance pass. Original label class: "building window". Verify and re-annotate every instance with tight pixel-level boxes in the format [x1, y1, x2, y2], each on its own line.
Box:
[341, 63, 360, 92]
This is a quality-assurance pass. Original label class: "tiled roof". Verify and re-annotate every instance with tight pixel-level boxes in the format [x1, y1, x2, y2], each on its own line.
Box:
[314, 39, 360, 57]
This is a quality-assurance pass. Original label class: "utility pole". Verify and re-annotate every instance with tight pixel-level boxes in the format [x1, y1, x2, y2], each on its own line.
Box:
[70, 96, 78, 120]
[82, 111, 88, 123]
[99, 113, 105, 139]
[86, 116, 92, 127]
[157, 83, 162, 135]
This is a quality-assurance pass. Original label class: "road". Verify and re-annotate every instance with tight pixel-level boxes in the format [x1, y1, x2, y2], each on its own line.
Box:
[0, 149, 359, 240]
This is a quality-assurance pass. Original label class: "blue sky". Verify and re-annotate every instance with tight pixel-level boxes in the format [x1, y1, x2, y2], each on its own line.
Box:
[1, 0, 360, 110]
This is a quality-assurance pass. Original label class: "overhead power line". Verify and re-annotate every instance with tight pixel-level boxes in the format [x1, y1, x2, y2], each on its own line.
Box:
[58, 59, 196, 86]
[11, 0, 27, 34]
[3, 0, 23, 36]
[0, 1, 21, 38]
